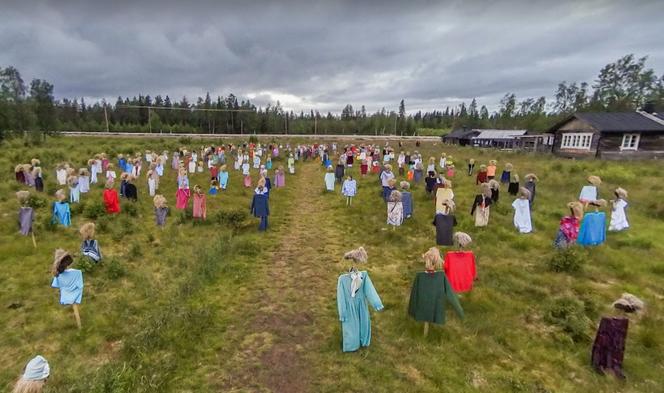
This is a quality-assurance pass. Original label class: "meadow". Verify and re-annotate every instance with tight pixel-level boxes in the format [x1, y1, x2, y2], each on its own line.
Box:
[1, 135, 663, 393]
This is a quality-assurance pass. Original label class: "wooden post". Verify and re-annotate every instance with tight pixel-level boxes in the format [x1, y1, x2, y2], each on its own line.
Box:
[423, 322, 429, 337]
[72, 304, 81, 329]
[31, 232, 37, 248]
[148, 108, 152, 133]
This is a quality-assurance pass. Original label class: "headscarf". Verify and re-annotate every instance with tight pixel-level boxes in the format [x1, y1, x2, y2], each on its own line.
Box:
[22, 355, 50, 381]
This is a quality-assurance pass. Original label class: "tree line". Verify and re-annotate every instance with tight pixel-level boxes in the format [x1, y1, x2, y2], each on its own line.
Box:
[1, 54, 663, 137]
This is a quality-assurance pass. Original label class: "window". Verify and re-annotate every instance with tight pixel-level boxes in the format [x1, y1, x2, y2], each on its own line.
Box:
[621, 133, 640, 151]
[560, 132, 593, 150]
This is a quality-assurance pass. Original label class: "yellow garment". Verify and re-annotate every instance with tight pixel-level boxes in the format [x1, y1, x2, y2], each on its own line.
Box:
[435, 188, 454, 213]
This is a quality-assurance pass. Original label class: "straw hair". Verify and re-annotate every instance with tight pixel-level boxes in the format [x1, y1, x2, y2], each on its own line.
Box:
[384, 164, 392, 171]
[505, 163, 513, 171]
[106, 163, 114, 169]
[153, 194, 167, 208]
[54, 189, 66, 200]
[489, 159, 497, 166]
[441, 198, 455, 212]
[518, 187, 531, 199]
[87, 159, 95, 166]
[79, 222, 95, 239]
[444, 179, 453, 188]
[22, 164, 32, 172]
[525, 173, 538, 182]
[327, 165, 333, 172]
[587, 175, 602, 186]
[591, 199, 608, 207]
[488, 179, 500, 190]
[387, 178, 397, 187]
[479, 182, 492, 197]
[388, 190, 402, 202]
[79, 168, 89, 176]
[615, 187, 628, 199]
[15, 164, 24, 172]
[178, 168, 187, 176]
[343, 246, 368, 263]
[454, 232, 472, 248]
[400, 181, 410, 190]
[105, 179, 115, 189]
[12, 379, 45, 393]
[257, 177, 266, 187]
[31, 158, 41, 166]
[16, 191, 30, 204]
[513, 174, 520, 182]
[52, 249, 72, 276]
[422, 247, 442, 270]
[193, 184, 203, 194]
[220, 164, 227, 171]
[479, 164, 487, 170]
[567, 201, 584, 220]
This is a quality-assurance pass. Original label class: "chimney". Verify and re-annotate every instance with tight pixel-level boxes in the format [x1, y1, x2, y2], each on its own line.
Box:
[643, 101, 656, 114]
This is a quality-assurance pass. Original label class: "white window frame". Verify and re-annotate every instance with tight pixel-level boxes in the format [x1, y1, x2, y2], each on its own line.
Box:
[560, 132, 593, 150]
[620, 133, 640, 151]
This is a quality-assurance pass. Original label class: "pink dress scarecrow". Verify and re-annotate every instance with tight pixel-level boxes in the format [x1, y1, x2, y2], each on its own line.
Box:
[176, 172, 190, 209]
[274, 168, 286, 188]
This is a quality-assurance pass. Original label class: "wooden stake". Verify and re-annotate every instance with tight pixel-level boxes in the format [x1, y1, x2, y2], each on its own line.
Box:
[73, 304, 81, 329]
[30, 231, 37, 248]
[423, 322, 429, 337]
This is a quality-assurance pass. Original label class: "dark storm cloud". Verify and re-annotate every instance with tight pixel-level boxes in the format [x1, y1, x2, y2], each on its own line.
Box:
[1, 0, 663, 113]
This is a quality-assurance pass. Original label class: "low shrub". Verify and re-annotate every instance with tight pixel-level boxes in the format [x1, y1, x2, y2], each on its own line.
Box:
[178, 136, 192, 145]
[176, 208, 193, 224]
[122, 202, 139, 217]
[543, 297, 592, 342]
[84, 200, 108, 219]
[546, 247, 584, 273]
[76, 255, 96, 273]
[70, 201, 86, 215]
[127, 242, 143, 259]
[105, 258, 127, 279]
[27, 193, 48, 209]
[214, 209, 249, 230]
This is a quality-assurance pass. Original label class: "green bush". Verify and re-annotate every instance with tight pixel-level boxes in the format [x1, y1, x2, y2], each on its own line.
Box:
[214, 209, 249, 230]
[105, 258, 127, 279]
[176, 208, 193, 224]
[27, 193, 48, 209]
[543, 297, 591, 342]
[547, 247, 584, 273]
[84, 200, 108, 219]
[178, 136, 192, 145]
[248, 135, 259, 144]
[76, 255, 96, 273]
[122, 202, 139, 217]
[43, 214, 58, 232]
[71, 201, 86, 215]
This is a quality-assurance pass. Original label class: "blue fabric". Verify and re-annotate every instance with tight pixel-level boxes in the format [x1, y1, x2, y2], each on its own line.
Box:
[500, 170, 510, 183]
[51, 269, 83, 305]
[120, 180, 127, 197]
[209, 187, 218, 195]
[118, 158, 126, 171]
[22, 355, 50, 381]
[401, 191, 413, 217]
[382, 186, 393, 201]
[251, 194, 269, 230]
[577, 212, 606, 246]
[337, 271, 383, 352]
[51, 202, 71, 227]
[81, 239, 102, 263]
[217, 172, 229, 189]
[342, 179, 357, 197]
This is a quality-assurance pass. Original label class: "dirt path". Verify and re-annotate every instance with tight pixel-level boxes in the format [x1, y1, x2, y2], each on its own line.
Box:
[219, 161, 345, 393]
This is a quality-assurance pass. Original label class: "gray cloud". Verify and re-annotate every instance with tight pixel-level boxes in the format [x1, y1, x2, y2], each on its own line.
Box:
[1, 0, 663, 114]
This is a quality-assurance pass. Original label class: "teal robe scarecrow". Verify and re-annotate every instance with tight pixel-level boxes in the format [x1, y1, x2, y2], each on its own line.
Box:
[337, 270, 383, 352]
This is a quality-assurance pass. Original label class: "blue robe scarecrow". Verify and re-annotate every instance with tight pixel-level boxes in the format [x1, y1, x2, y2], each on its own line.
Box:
[337, 270, 383, 352]
[51, 202, 71, 227]
[577, 211, 606, 246]
[250, 194, 270, 231]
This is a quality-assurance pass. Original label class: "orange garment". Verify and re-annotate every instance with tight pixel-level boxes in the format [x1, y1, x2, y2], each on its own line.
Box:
[486, 165, 497, 177]
[407, 170, 414, 181]
[444, 251, 476, 293]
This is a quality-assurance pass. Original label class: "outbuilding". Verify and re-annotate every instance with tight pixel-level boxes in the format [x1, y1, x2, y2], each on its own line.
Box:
[550, 111, 664, 159]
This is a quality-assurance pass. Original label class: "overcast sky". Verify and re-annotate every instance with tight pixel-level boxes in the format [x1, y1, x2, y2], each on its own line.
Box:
[1, 0, 663, 114]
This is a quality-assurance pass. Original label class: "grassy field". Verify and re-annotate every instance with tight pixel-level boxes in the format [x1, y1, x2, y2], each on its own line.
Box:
[1, 135, 663, 393]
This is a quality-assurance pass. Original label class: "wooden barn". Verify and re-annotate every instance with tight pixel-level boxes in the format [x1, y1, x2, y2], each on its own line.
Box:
[550, 111, 664, 160]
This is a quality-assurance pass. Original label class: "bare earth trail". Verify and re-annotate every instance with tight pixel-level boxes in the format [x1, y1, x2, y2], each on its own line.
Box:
[216, 160, 347, 393]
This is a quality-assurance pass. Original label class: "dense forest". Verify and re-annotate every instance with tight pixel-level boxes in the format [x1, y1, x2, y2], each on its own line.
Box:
[1, 54, 663, 137]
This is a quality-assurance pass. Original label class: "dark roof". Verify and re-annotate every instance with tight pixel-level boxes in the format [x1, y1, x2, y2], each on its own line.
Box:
[443, 128, 479, 139]
[552, 112, 664, 133]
